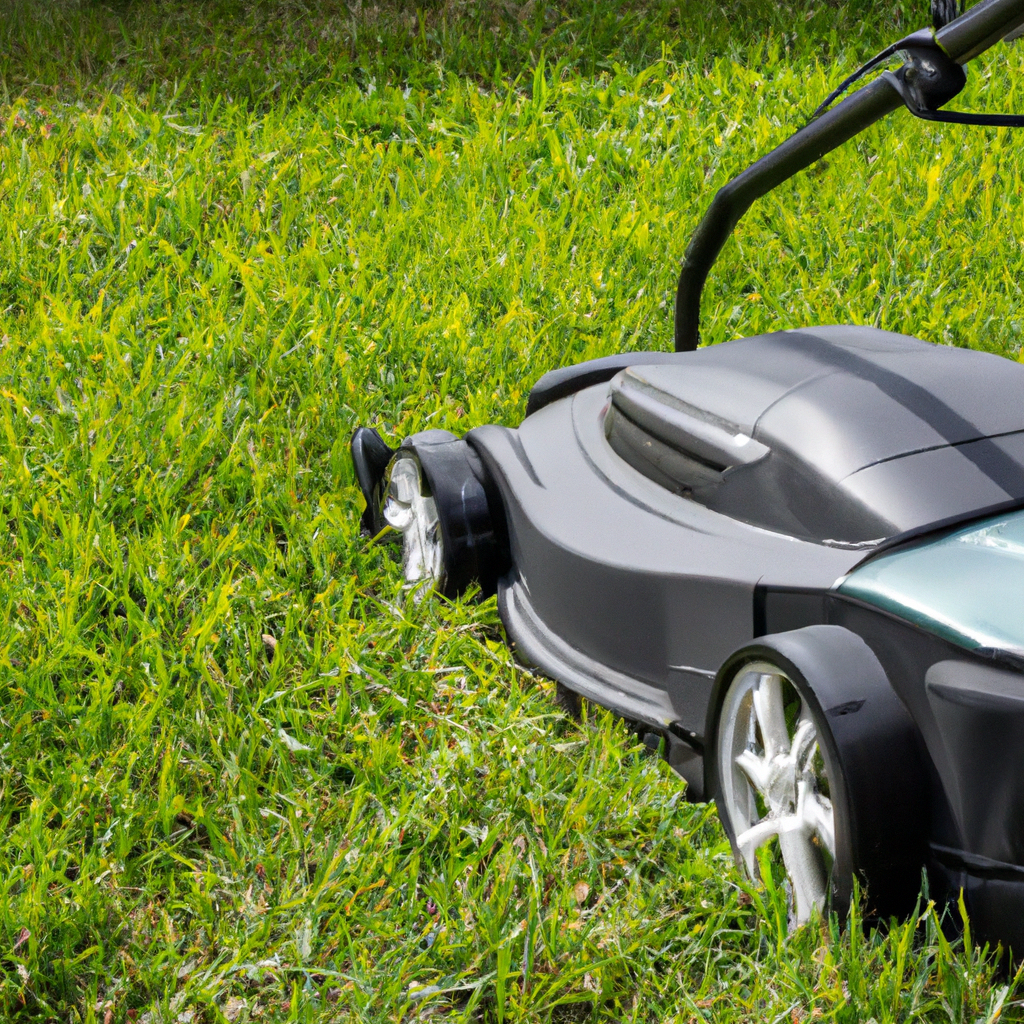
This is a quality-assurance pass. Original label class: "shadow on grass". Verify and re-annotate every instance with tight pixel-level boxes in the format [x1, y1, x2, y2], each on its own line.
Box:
[2, 0, 921, 108]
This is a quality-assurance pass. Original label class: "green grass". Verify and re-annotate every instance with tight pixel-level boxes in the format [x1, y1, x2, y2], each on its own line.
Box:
[2, 0, 1024, 1020]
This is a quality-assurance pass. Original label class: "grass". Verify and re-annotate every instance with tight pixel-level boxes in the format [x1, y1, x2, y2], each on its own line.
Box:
[2, 0, 1024, 1020]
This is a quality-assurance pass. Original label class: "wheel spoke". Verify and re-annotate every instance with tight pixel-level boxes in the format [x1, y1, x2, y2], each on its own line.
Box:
[799, 781, 835, 858]
[778, 828, 827, 926]
[735, 748, 771, 793]
[791, 718, 817, 766]
[752, 673, 789, 760]
[736, 817, 781, 873]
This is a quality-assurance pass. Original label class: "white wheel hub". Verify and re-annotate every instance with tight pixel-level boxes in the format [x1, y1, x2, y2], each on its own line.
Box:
[382, 455, 444, 589]
[717, 662, 837, 927]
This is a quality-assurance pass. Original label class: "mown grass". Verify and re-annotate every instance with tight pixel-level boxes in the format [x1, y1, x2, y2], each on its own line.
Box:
[2, 0, 1024, 1020]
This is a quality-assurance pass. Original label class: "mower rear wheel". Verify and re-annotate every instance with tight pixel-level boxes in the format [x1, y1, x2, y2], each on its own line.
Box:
[706, 626, 927, 929]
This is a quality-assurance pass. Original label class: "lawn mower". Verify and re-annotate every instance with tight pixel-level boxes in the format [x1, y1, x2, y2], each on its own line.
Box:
[353, 0, 1024, 949]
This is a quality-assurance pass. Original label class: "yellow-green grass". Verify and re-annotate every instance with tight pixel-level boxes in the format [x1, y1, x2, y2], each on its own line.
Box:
[1, 0, 1024, 1020]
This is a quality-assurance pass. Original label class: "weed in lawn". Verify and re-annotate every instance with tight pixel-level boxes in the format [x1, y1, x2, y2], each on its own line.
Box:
[1, 0, 1024, 1020]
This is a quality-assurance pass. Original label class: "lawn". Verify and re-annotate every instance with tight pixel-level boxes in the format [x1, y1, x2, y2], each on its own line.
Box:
[2, 0, 1024, 1020]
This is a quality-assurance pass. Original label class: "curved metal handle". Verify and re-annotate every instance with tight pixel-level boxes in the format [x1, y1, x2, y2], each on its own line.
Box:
[674, 0, 1024, 353]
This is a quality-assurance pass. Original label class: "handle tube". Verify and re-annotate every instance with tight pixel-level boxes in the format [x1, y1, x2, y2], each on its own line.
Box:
[937, 0, 1024, 61]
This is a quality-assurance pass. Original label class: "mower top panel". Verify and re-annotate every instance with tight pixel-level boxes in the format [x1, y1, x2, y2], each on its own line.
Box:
[599, 326, 1024, 543]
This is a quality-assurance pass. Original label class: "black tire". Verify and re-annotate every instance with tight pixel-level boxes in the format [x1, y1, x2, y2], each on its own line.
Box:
[705, 625, 927, 925]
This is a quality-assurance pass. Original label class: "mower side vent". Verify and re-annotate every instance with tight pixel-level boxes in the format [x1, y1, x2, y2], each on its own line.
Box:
[605, 367, 769, 494]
